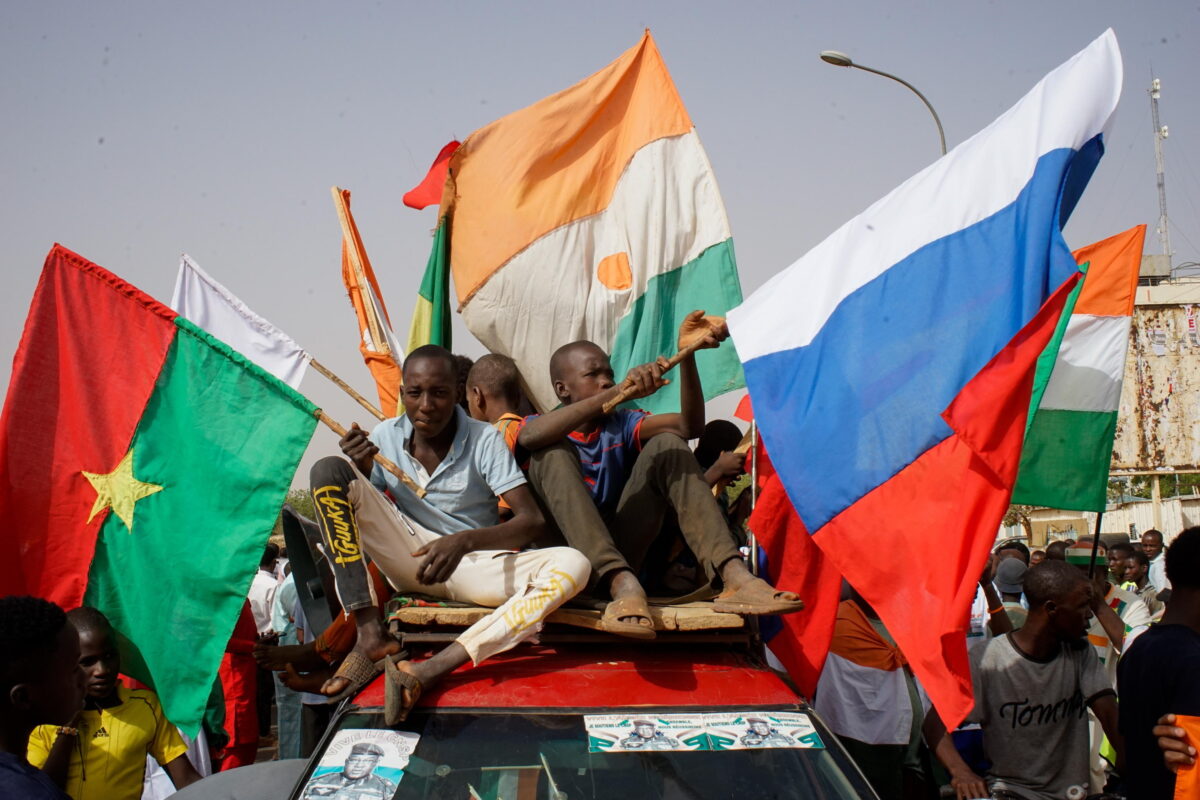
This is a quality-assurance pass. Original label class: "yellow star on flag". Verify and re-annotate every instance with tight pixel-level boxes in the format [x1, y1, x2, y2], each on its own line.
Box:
[81, 448, 164, 532]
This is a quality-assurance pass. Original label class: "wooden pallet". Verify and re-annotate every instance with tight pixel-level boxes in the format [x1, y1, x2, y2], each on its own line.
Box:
[389, 601, 744, 633]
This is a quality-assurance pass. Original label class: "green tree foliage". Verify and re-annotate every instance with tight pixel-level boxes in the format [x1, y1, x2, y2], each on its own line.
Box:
[271, 488, 314, 537]
[1003, 505, 1035, 539]
[1108, 474, 1200, 501]
[282, 487, 315, 519]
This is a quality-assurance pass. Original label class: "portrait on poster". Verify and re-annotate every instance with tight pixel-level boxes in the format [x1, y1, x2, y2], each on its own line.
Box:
[584, 714, 708, 753]
[301, 729, 420, 799]
[704, 712, 824, 751]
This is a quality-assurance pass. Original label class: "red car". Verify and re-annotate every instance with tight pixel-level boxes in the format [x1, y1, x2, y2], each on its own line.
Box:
[180, 638, 879, 799]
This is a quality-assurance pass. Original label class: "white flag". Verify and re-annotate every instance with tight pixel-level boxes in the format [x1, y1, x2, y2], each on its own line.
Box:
[171, 255, 309, 389]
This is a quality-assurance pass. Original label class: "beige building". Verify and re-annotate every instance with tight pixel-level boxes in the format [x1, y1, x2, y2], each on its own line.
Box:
[1005, 272, 1200, 549]
[1112, 278, 1200, 470]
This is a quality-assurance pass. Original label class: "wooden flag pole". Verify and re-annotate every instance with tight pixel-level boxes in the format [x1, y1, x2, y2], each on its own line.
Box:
[748, 418, 759, 577]
[315, 410, 427, 499]
[600, 315, 726, 414]
[308, 358, 386, 421]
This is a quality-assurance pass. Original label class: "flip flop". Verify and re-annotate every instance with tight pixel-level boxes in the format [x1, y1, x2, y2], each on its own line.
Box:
[323, 650, 383, 704]
[600, 596, 657, 640]
[384, 659, 424, 726]
[712, 577, 805, 615]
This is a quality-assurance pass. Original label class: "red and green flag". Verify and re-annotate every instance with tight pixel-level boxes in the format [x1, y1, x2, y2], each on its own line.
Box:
[0, 245, 317, 734]
[1011, 224, 1146, 511]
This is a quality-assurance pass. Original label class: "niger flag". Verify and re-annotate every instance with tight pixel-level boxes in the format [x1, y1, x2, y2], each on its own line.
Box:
[0, 245, 317, 734]
[434, 31, 744, 412]
[1011, 224, 1146, 511]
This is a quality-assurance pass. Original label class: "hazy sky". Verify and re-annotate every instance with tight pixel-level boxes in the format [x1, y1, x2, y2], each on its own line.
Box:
[4, 2, 1199, 483]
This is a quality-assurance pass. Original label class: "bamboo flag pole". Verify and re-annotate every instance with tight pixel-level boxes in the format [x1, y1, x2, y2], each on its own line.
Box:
[308, 357, 386, 421]
[315, 410, 427, 499]
[600, 315, 726, 414]
[748, 418, 759, 577]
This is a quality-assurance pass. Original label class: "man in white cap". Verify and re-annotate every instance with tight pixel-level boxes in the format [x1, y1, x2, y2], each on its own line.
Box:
[994, 558, 1028, 630]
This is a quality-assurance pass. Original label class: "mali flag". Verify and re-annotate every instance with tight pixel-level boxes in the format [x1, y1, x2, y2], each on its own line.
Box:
[407, 214, 453, 353]
[0, 245, 317, 734]
[431, 31, 744, 412]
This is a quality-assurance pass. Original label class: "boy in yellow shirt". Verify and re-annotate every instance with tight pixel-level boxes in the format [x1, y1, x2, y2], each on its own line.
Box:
[28, 607, 200, 800]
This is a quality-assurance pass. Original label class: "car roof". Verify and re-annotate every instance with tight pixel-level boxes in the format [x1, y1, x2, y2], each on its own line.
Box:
[353, 644, 800, 710]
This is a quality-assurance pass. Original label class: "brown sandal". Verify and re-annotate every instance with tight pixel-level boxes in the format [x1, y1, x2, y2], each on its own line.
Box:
[712, 577, 805, 615]
[384, 659, 424, 726]
[600, 596, 657, 640]
[323, 650, 383, 704]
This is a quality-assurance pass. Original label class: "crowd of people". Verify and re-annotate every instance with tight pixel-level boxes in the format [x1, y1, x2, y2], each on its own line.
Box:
[1, 314, 1197, 799]
[816, 529, 1199, 799]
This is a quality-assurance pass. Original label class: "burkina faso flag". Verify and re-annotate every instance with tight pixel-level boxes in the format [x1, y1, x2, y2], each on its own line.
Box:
[0, 244, 317, 734]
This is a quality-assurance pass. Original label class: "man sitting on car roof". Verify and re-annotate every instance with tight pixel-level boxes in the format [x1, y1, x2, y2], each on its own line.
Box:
[517, 311, 803, 639]
[309, 345, 590, 723]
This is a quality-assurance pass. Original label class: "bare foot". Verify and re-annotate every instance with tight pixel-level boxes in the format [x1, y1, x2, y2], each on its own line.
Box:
[254, 641, 324, 671]
[608, 570, 654, 632]
[320, 616, 401, 696]
[718, 558, 801, 601]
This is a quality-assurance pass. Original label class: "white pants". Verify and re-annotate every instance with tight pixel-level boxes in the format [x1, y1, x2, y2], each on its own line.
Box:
[348, 475, 590, 664]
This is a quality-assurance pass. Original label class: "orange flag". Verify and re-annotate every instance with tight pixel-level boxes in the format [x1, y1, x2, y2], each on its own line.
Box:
[332, 187, 404, 417]
[1176, 715, 1200, 799]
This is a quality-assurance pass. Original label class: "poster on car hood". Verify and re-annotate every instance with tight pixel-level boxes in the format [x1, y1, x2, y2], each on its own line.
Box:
[301, 729, 421, 798]
[703, 712, 824, 750]
[585, 714, 709, 753]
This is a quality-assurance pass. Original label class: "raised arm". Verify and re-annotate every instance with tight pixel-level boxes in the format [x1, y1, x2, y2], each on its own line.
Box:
[638, 311, 729, 443]
[979, 556, 1013, 636]
[410, 484, 546, 585]
[518, 364, 667, 451]
[1090, 574, 1129, 653]
[38, 723, 77, 789]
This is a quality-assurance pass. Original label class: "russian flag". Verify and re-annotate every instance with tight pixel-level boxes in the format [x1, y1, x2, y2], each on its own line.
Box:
[728, 30, 1122, 728]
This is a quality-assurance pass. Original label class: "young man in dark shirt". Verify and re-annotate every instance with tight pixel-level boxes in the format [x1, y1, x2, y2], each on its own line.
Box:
[519, 311, 802, 638]
[0, 596, 83, 800]
[1118, 526, 1200, 798]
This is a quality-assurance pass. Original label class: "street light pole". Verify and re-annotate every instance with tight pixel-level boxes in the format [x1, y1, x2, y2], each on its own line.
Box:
[820, 50, 947, 157]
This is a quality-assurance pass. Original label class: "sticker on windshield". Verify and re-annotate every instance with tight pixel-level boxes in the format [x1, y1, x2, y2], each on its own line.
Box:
[301, 729, 421, 798]
[584, 714, 709, 753]
[703, 712, 825, 750]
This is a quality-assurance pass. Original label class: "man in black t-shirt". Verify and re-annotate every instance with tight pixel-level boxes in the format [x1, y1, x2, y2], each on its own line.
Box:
[0, 596, 83, 800]
[1118, 527, 1200, 798]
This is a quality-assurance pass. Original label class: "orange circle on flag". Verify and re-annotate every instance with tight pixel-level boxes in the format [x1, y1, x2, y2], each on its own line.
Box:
[597, 252, 633, 290]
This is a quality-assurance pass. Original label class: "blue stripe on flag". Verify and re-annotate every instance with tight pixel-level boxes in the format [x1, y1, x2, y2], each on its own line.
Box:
[745, 143, 1094, 532]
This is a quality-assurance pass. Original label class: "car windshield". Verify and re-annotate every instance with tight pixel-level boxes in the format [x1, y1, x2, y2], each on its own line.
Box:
[295, 708, 874, 800]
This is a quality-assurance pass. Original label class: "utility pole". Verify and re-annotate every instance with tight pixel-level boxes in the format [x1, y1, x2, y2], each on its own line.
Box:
[1150, 78, 1173, 275]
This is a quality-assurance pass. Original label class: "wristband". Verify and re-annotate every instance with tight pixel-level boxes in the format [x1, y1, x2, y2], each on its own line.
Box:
[57, 726, 79, 736]
[987, 605, 1004, 615]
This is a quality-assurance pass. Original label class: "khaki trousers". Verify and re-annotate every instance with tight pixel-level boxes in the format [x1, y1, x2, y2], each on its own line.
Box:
[526, 433, 742, 586]
[312, 456, 590, 665]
